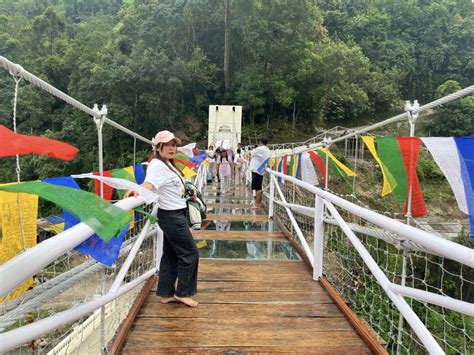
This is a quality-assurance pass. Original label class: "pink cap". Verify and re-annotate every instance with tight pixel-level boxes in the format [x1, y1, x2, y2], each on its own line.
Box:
[152, 130, 182, 146]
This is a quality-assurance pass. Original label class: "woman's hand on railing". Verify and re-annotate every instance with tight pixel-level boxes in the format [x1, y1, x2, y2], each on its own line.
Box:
[124, 190, 139, 198]
[124, 181, 154, 198]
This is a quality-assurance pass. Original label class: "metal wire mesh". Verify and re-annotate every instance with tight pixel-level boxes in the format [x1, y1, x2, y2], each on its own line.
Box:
[1, 203, 156, 354]
[267, 177, 474, 354]
[324, 214, 473, 354]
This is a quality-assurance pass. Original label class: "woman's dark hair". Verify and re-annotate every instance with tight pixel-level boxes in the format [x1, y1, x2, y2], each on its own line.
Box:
[236, 148, 241, 154]
[148, 143, 184, 176]
[219, 149, 231, 162]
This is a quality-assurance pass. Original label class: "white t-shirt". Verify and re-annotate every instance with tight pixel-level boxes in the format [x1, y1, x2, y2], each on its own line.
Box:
[249, 145, 271, 175]
[144, 159, 187, 210]
[234, 153, 243, 165]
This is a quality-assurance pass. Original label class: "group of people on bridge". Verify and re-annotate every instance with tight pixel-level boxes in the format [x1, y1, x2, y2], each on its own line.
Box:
[205, 137, 271, 208]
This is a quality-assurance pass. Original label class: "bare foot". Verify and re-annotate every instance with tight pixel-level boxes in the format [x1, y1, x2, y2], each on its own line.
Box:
[160, 296, 177, 304]
[173, 295, 199, 307]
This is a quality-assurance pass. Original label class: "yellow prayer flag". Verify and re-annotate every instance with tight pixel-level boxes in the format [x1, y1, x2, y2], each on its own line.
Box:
[49, 222, 65, 235]
[182, 166, 197, 179]
[319, 148, 357, 177]
[196, 240, 207, 249]
[361, 136, 397, 196]
[0, 187, 38, 303]
[124, 166, 136, 182]
[123, 167, 136, 229]
[270, 158, 277, 170]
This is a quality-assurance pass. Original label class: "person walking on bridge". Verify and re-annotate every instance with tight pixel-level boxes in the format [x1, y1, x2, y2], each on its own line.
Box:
[249, 137, 271, 208]
[125, 130, 199, 307]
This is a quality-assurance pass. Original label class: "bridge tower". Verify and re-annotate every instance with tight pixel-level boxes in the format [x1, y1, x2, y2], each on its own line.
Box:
[208, 105, 242, 149]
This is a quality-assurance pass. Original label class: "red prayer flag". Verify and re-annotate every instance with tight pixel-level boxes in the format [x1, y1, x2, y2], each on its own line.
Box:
[308, 151, 327, 186]
[94, 171, 114, 201]
[282, 154, 288, 175]
[397, 137, 427, 217]
[0, 125, 79, 161]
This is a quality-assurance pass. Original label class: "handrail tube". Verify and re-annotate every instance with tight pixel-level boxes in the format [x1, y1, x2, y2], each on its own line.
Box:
[109, 203, 159, 293]
[281, 201, 315, 217]
[0, 196, 147, 297]
[388, 284, 474, 317]
[323, 200, 444, 354]
[274, 199, 433, 254]
[272, 198, 316, 219]
[0, 268, 156, 353]
[271, 175, 314, 264]
[0, 55, 152, 145]
[269, 170, 474, 268]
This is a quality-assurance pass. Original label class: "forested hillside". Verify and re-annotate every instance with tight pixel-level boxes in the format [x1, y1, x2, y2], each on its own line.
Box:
[0, 0, 473, 183]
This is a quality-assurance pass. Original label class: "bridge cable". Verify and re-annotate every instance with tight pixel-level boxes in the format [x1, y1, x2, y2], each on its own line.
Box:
[133, 137, 137, 167]
[0, 56, 151, 145]
[9, 72, 26, 251]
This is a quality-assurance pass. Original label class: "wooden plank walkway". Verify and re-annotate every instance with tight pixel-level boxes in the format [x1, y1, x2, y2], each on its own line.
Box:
[206, 213, 270, 222]
[193, 230, 286, 241]
[117, 184, 380, 354]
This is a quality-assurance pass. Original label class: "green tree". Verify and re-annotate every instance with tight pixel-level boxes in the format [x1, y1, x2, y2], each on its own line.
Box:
[424, 80, 474, 136]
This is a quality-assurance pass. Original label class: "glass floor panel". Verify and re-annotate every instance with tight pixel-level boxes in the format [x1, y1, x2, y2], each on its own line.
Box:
[202, 220, 279, 232]
[203, 191, 254, 197]
[203, 198, 255, 204]
[198, 240, 301, 261]
[206, 207, 267, 215]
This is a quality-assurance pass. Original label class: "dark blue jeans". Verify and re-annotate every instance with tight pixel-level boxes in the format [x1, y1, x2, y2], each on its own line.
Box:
[157, 208, 199, 298]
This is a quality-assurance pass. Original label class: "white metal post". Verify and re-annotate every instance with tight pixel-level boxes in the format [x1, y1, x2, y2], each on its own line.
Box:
[93, 104, 107, 355]
[109, 204, 159, 293]
[403, 100, 419, 226]
[269, 173, 275, 218]
[324, 137, 331, 190]
[397, 100, 419, 352]
[92, 104, 107, 198]
[155, 225, 164, 271]
[397, 249, 408, 354]
[313, 195, 325, 280]
[352, 135, 359, 194]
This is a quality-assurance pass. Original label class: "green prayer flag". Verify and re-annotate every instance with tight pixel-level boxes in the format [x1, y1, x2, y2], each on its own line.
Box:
[377, 137, 407, 202]
[174, 153, 190, 161]
[134, 207, 158, 224]
[288, 155, 295, 176]
[111, 168, 135, 199]
[0, 181, 132, 242]
[316, 150, 352, 188]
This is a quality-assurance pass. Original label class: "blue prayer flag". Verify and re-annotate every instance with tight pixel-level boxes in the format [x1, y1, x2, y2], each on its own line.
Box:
[296, 153, 302, 180]
[257, 158, 270, 174]
[454, 137, 474, 237]
[75, 226, 129, 266]
[134, 163, 146, 185]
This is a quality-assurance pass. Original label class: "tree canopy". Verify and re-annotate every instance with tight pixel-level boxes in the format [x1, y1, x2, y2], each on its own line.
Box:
[0, 0, 473, 183]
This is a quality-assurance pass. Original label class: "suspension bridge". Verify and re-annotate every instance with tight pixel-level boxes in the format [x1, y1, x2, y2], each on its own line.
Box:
[0, 55, 473, 354]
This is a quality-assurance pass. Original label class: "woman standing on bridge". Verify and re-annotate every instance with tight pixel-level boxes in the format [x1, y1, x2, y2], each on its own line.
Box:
[125, 130, 199, 307]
